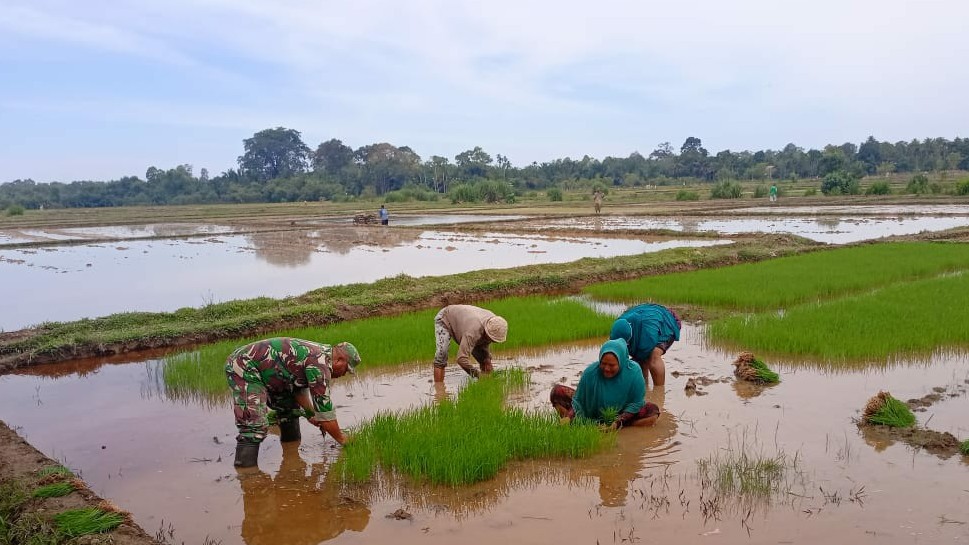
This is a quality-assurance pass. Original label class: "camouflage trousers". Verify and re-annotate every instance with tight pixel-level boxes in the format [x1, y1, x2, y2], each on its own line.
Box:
[225, 362, 302, 443]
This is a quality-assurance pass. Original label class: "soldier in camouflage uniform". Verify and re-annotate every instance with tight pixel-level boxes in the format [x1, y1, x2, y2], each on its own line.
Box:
[225, 337, 361, 468]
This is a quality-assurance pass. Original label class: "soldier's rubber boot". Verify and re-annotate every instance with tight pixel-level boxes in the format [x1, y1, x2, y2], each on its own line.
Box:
[279, 419, 302, 442]
[234, 441, 260, 468]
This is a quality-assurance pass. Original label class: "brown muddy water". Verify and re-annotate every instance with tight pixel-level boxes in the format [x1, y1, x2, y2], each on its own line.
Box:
[0, 227, 727, 330]
[1, 325, 967, 545]
[529, 215, 969, 244]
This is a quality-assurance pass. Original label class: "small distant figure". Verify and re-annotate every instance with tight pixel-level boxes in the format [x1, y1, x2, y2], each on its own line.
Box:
[379, 204, 390, 226]
[769, 183, 778, 203]
[433, 304, 508, 382]
[593, 189, 604, 215]
[550, 339, 660, 429]
[609, 303, 681, 387]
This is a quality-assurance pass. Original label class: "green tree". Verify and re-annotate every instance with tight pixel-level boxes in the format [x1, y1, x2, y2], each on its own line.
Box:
[455, 146, 493, 178]
[313, 138, 354, 173]
[238, 127, 310, 182]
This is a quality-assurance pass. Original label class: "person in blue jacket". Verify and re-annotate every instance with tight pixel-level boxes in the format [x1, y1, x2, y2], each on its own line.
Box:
[550, 339, 660, 428]
[609, 303, 681, 386]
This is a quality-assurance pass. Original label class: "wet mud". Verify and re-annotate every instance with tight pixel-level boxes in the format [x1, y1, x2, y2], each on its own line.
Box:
[2, 326, 968, 545]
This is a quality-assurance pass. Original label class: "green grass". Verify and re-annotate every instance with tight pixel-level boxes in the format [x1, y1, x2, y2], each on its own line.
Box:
[31, 482, 75, 499]
[960, 440, 969, 456]
[1, 479, 60, 545]
[333, 369, 614, 486]
[52, 508, 124, 538]
[160, 296, 614, 397]
[866, 395, 916, 428]
[584, 242, 969, 310]
[709, 271, 969, 364]
[695, 432, 799, 502]
[35, 466, 73, 479]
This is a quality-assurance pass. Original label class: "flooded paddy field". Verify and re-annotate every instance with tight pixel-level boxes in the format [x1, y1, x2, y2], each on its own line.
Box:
[526, 214, 968, 244]
[1, 324, 967, 545]
[0, 226, 727, 330]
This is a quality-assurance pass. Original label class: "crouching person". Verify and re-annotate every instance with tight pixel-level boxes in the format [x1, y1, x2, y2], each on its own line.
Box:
[550, 339, 660, 429]
[433, 304, 508, 382]
[226, 337, 361, 467]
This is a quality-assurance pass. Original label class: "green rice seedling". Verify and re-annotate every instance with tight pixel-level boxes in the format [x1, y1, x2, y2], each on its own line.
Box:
[862, 391, 916, 428]
[960, 440, 969, 456]
[161, 296, 614, 397]
[598, 406, 620, 424]
[31, 482, 75, 498]
[334, 369, 614, 486]
[3, 511, 60, 545]
[35, 466, 73, 479]
[732, 352, 780, 384]
[53, 508, 124, 538]
[585, 242, 969, 311]
[709, 270, 969, 365]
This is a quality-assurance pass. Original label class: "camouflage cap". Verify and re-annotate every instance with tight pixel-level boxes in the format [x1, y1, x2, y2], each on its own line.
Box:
[335, 342, 361, 374]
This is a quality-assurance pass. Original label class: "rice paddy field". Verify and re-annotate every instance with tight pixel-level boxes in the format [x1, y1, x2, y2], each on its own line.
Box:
[2, 204, 969, 545]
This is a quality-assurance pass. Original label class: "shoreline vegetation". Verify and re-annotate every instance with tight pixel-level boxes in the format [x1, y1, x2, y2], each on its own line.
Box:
[0, 234, 818, 371]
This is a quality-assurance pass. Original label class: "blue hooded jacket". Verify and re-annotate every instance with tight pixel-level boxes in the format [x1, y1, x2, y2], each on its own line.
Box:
[609, 304, 680, 364]
[572, 339, 646, 423]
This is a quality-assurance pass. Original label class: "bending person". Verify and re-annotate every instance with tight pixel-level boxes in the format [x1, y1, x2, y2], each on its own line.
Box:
[226, 337, 361, 467]
[609, 303, 681, 386]
[433, 304, 508, 382]
[550, 339, 660, 429]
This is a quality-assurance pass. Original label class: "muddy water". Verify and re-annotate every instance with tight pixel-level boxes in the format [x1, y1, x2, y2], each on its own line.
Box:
[734, 204, 969, 216]
[1, 326, 967, 545]
[531, 215, 968, 244]
[0, 229, 727, 330]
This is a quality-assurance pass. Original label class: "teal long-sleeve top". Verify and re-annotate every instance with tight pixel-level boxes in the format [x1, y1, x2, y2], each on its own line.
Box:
[609, 304, 680, 364]
[572, 339, 645, 424]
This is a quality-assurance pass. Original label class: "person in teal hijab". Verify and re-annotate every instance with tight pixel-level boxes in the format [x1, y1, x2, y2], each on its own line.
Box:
[609, 303, 681, 386]
[550, 339, 660, 429]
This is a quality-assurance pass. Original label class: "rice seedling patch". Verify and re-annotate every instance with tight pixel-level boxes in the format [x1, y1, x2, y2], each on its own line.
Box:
[585, 242, 969, 311]
[862, 392, 916, 428]
[161, 296, 613, 397]
[960, 440, 969, 456]
[31, 482, 75, 499]
[53, 508, 124, 538]
[708, 271, 969, 364]
[333, 369, 615, 486]
[35, 466, 73, 479]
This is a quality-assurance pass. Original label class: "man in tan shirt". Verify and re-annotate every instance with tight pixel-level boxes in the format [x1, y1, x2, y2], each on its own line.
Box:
[433, 304, 508, 382]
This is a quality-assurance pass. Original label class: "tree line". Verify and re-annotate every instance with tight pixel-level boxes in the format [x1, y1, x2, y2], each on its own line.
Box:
[3, 127, 969, 209]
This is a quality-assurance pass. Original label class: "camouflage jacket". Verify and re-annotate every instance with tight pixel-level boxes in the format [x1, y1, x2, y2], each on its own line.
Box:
[228, 338, 337, 422]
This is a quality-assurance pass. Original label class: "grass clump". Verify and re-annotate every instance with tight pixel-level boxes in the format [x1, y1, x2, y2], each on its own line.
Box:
[960, 440, 969, 456]
[35, 466, 73, 479]
[732, 352, 780, 384]
[31, 482, 76, 499]
[708, 271, 969, 364]
[862, 391, 916, 428]
[585, 242, 969, 311]
[333, 369, 614, 486]
[161, 296, 614, 397]
[696, 444, 792, 499]
[52, 508, 124, 538]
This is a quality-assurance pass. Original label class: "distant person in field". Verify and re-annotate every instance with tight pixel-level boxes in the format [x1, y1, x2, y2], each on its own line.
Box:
[551, 339, 660, 429]
[593, 189, 604, 215]
[433, 304, 508, 382]
[378, 204, 390, 225]
[769, 183, 778, 203]
[226, 337, 361, 468]
[609, 303, 681, 386]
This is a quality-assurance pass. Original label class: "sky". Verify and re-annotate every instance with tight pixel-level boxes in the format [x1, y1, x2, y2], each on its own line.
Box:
[1, 0, 967, 183]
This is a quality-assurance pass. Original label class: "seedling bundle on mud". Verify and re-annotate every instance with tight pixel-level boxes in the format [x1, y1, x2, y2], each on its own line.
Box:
[862, 391, 916, 428]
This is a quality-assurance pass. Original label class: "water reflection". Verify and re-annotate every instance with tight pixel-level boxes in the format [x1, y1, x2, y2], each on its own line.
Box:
[238, 442, 370, 545]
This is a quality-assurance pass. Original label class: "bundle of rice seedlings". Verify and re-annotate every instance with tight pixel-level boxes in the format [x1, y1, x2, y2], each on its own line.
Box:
[96, 500, 133, 525]
[862, 391, 916, 428]
[959, 439, 969, 456]
[599, 406, 620, 425]
[53, 508, 124, 538]
[732, 352, 780, 384]
[31, 482, 75, 498]
[35, 466, 73, 479]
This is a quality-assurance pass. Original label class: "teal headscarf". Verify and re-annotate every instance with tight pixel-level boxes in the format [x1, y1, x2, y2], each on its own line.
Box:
[571, 339, 646, 423]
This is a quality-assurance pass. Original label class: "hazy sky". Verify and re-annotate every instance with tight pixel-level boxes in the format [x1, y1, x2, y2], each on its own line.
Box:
[2, 0, 967, 182]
